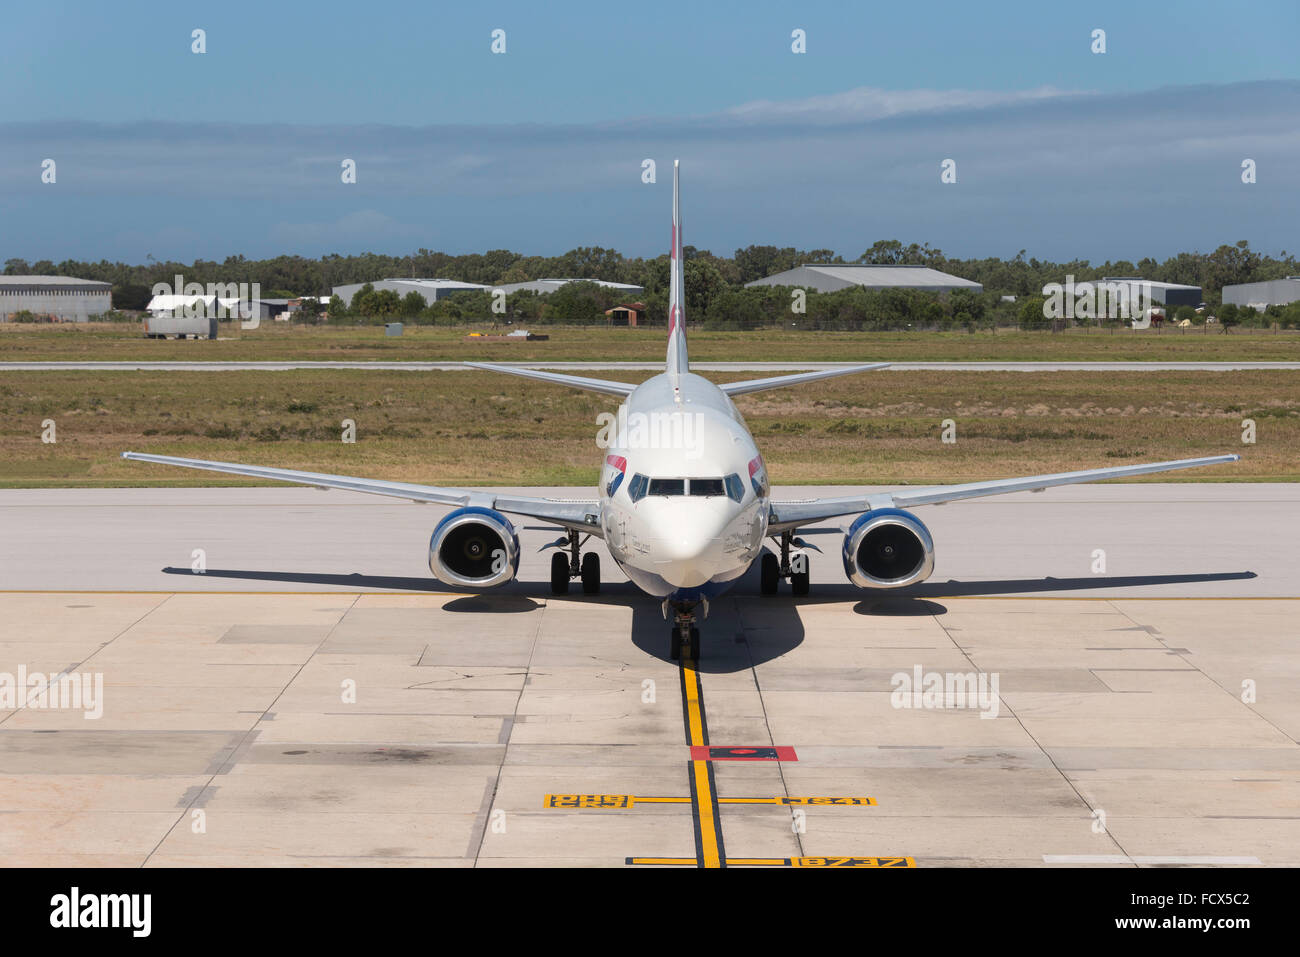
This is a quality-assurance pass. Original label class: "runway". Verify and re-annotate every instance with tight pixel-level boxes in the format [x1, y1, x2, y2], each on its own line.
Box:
[3, 360, 1299, 372]
[1, 484, 1297, 866]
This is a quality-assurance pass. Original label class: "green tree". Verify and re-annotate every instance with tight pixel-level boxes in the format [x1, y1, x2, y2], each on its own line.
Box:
[297, 298, 322, 321]
[1018, 296, 1049, 330]
[399, 291, 427, 317]
[111, 282, 152, 311]
[860, 240, 904, 264]
[684, 259, 726, 317]
[545, 281, 605, 324]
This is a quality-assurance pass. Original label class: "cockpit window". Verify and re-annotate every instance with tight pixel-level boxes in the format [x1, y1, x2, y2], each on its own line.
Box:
[629, 476, 744, 501]
[688, 478, 726, 497]
[648, 478, 686, 496]
[628, 473, 648, 502]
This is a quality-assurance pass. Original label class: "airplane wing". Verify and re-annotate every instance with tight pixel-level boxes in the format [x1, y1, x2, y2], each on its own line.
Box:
[120, 452, 603, 535]
[463, 362, 635, 397]
[720, 363, 891, 396]
[767, 454, 1240, 533]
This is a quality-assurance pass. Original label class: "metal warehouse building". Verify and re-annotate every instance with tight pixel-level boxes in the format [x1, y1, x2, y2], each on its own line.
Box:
[1222, 277, 1300, 311]
[330, 278, 491, 308]
[744, 264, 982, 294]
[1100, 277, 1201, 307]
[495, 278, 645, 296]
[0, 275, 112, 321]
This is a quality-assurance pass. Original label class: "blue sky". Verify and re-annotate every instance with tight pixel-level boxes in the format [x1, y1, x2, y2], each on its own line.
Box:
[1, 0, 1297, 265]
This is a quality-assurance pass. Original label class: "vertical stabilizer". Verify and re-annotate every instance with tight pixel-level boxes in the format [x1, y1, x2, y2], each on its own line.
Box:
[666, 160, 688, 384]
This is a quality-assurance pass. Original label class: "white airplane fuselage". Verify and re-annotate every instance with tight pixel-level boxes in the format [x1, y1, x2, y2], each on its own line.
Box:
[598, 370, 770, 601]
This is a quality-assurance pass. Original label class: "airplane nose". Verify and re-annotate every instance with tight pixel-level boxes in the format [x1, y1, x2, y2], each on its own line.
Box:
[654, 509, 731, 588]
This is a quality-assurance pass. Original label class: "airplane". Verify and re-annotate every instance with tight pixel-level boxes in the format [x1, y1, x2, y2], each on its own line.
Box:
[123, 160, 1239, 660]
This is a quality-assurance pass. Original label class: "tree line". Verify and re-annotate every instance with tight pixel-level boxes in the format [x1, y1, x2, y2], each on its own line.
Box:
[5, 239, 1297, 330]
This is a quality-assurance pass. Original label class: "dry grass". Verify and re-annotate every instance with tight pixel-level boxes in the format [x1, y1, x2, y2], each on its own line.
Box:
[3, 321, 1300, 363]
[0, 369, 1293, 488]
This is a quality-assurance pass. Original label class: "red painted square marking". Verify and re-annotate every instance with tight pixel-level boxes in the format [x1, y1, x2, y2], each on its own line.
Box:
[690, 745, 797, 762]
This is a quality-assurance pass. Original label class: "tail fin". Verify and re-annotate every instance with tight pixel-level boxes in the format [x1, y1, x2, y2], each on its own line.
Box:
[666, 159, 688, 382]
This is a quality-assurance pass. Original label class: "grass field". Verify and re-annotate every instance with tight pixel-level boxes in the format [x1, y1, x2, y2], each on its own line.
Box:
[1, 369, 1293, 488]
[3, 321, 1300, 363]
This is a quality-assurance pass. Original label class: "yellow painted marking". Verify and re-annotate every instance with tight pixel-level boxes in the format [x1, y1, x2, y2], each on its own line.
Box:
[627, 858, 700, 866]
[735, 795, 876, 806]
[546, 794, 875, 808]
[692, 757, 723, 868]
[681, 652, 724, 868]
[681, 655, 706, 748]
[627, 856, 914, 867]
[545, 794, 637, 809]
[791, 856, 915, 868]
[721, 859, 790, 866]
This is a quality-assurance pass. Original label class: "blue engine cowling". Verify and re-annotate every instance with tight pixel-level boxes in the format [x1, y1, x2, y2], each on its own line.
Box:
[429, 507, 519, 588]
[842, 508, 935, 589]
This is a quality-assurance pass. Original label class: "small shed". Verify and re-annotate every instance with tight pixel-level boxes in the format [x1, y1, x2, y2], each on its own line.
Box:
[605, 302, 646, 326]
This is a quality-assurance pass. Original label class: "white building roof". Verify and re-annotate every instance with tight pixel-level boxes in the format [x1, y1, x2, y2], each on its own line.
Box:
[147, 294, 242, 310]
[1100, 277, 1202, 292]
[0, 275, 111, 290]
[495, 278, 644, 294]
[379, 278, 492, 289]
[745, 264, 981, 293]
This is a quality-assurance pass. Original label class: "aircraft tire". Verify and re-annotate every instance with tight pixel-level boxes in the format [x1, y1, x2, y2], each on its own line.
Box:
[550, 552, 570, 595]
[760, 552, 780, 595]
[581, 552, 600, 594]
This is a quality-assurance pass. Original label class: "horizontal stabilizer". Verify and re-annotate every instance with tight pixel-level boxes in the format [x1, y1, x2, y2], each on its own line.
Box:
[463, 362, 635, 397]
[721, 363, 890, 396]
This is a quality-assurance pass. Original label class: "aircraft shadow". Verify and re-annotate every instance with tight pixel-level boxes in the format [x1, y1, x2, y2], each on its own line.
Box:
[161, 566, 1255, 675]
[794, 570, 1257, 603]
[162, 563, 804, 673]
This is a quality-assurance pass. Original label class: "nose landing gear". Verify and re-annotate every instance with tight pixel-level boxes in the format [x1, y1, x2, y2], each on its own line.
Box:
[669, 623, 700, 661]
[663, 599, 706, 660]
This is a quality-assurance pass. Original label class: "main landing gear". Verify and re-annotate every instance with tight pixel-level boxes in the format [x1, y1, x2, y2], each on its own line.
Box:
[550, 530, 600, 595]
[760, 531, 810, 597]
[664, 599, 706, 661]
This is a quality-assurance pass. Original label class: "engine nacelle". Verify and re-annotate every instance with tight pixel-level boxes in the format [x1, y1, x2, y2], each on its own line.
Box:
[429, 507, 519, 588]
[842, 508, 935, 589]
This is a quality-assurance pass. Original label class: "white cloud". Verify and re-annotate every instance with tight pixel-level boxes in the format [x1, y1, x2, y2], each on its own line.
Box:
[2, 80, 1296, 263]
[723, 85, 1088, 123]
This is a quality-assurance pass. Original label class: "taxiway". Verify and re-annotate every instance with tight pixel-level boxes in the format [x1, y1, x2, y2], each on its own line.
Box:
[0, 484, 1296, 866]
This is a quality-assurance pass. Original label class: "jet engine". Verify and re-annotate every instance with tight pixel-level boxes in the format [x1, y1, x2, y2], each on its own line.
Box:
[842, 508, 935, 589]
[429, 507, 519, 588]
